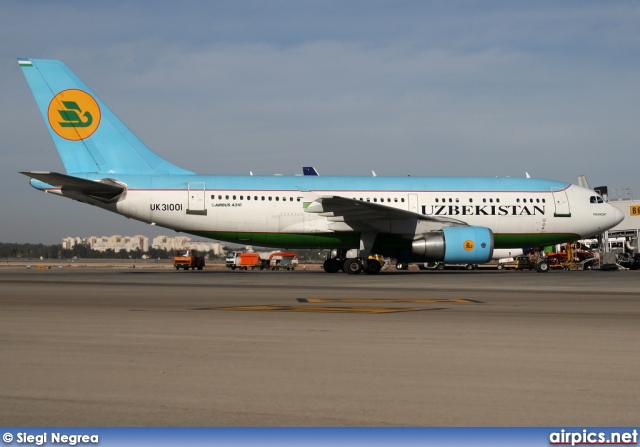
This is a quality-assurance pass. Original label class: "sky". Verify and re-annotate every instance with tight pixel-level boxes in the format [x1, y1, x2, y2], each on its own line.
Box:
[1, 1, 639, 244]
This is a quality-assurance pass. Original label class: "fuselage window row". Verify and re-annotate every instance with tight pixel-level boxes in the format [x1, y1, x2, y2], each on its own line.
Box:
[210, 194, 301, 202]
[209, 194, 550, 206]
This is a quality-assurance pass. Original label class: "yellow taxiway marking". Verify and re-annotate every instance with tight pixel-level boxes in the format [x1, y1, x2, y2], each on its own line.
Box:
[199, 305, 445, 314]
[297, 298, 483, 304]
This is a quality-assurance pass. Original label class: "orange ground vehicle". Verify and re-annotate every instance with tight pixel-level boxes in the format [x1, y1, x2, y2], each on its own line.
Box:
[236, 253, 264, 270]
[173, 249, 205, 270]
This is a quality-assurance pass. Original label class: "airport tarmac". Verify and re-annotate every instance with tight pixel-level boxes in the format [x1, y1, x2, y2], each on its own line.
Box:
[1, 266, 639, 426]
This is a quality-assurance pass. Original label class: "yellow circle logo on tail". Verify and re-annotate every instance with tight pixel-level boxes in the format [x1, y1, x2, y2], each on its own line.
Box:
[463, 240, 475, 251]
[48, 89, 101, 141]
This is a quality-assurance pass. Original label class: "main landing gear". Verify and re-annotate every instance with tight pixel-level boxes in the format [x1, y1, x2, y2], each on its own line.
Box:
[323, 233, 382, 275]
[322, 251, 382, 275]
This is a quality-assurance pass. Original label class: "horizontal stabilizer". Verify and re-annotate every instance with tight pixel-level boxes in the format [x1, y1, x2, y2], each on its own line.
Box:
[20, 171, 125, 201]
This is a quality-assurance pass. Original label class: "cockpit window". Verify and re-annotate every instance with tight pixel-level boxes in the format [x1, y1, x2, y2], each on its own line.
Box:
[589, 196, 604, 204]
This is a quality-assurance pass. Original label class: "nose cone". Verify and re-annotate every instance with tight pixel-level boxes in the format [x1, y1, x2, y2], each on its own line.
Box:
[611, 205, 625, 227]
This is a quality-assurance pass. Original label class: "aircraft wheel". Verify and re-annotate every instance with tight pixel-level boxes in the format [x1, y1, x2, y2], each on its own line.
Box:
[436, 263, 445, 270]
[323, 259, 341, 273]
[364, 259, 381, 275]
[535, 260, 550, 273]
[497, 264, 504, 270]
[344, 259, 363, 275]
[465, 264, 474, 270]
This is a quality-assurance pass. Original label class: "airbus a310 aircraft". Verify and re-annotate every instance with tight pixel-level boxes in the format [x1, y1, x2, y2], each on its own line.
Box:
[18, 58, 624, 275]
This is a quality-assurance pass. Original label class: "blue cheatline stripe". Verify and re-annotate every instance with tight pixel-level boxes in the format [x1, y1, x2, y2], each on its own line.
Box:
[79, 172, 570, 193]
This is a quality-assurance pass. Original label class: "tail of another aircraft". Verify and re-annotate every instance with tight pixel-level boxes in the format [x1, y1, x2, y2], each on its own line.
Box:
[18, 58, 193, 175]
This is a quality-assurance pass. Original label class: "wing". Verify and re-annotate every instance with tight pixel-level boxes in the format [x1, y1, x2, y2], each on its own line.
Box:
[20, 171, 125, 202]
[305, 195, 467, 236]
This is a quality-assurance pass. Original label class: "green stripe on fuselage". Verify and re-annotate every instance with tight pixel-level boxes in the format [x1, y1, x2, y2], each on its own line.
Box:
[186, 231, 580, 252]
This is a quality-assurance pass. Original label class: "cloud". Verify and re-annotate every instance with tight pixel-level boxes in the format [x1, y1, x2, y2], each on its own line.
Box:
[1, 1, 640, 242]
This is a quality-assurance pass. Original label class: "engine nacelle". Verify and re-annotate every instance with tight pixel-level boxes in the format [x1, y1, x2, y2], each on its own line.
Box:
[411, 226, 494, 264]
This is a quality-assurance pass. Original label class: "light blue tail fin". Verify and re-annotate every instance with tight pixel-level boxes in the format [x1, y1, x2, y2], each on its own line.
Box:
[18, 58, 193, 175]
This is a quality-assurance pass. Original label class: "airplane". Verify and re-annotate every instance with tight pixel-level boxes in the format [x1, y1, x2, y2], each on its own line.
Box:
[303, 167, 319, 176]
[17, 58, 624, 275]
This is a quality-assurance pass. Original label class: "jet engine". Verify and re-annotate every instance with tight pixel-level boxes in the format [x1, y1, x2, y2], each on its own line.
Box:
[411, 226, 494, 264]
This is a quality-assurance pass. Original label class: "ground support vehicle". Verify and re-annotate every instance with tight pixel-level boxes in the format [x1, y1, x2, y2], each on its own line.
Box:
[496, 252, 549, 272]
[269, 252, 298, 270]
[616, 253, 640, 270]
[416, 262, 475, 271]
[514, 256, 534, 270]
[236, 253, 264, 270]
[225, 251, 240, 269]
[547, 244, 596, 270]
[174, 249, 205, 270]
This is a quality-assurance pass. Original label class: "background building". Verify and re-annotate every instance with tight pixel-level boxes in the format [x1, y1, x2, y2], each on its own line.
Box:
[151, 236, 223, 255]
[61, 235, 223, 255]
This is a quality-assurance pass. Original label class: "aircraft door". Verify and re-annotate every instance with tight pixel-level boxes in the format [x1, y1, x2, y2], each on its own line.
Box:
[187, 182, 207, 215]
[551, 189, 571, 217]
[408, 194, 418, 213]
